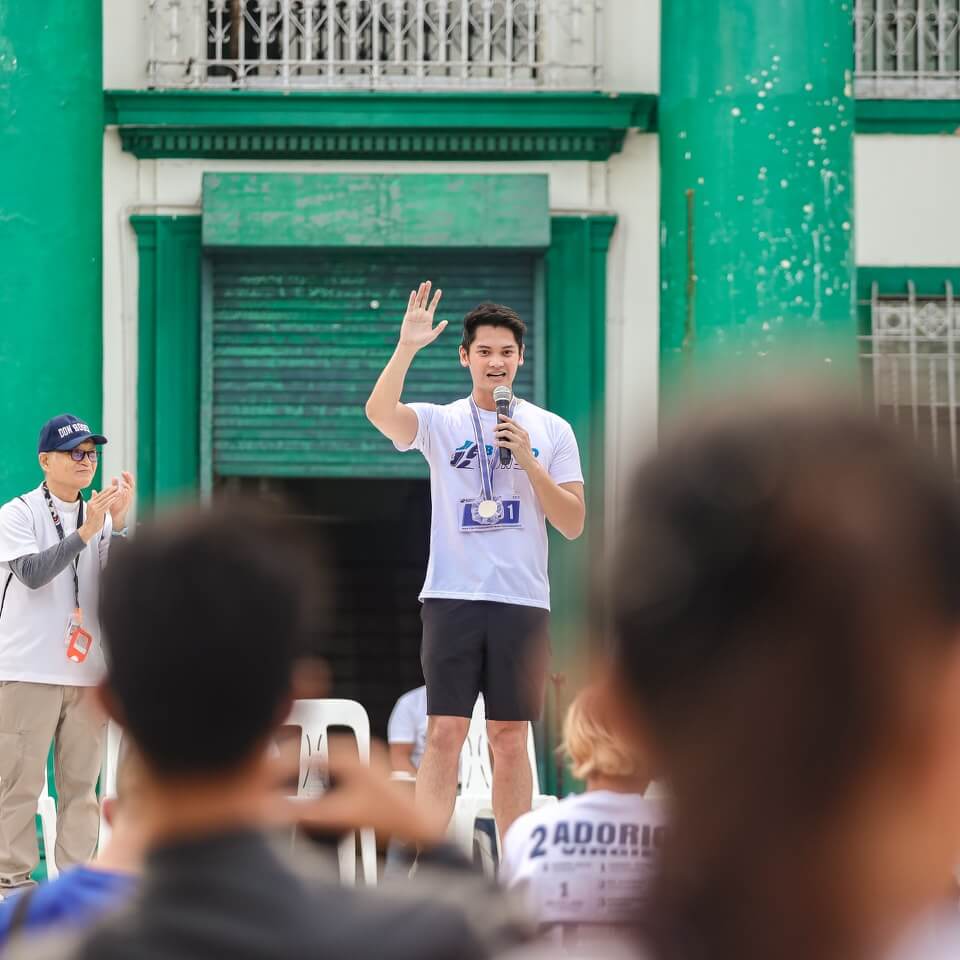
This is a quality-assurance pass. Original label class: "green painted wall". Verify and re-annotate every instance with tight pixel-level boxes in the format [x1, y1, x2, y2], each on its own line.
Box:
[0, 1, 103, 500]
[202, 173, 550, 249]
[660, 0, 857, 398]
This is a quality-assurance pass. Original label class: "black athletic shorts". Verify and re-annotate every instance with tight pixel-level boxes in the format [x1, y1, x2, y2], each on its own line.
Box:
[420, 598, 551, 722]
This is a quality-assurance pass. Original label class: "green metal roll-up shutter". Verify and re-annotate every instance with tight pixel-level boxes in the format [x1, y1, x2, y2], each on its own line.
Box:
[210, 250, 539, 479]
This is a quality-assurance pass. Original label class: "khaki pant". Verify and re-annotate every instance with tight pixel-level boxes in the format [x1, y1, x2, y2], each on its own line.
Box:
[0, 682, 105, 888]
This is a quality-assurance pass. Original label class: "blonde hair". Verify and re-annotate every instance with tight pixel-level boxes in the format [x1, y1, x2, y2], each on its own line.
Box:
[561, 687, 637, 781]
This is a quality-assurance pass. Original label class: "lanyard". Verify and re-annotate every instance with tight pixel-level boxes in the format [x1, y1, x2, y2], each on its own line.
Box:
[468, 395, 517, 502]
[41, 483, 84, 611]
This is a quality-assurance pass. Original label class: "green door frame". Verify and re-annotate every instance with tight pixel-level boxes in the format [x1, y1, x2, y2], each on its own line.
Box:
[134, 212, 614, 795]
[131, 215, 203, 512]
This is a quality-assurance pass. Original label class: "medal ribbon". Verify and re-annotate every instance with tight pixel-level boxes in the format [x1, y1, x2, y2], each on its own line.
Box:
[41, 482, 84, 611]
[468, 395, 516, 503]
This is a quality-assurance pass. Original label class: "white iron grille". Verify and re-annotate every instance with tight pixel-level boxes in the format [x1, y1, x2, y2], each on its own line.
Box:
[148, 0, 602, 90]
[855, 0, 960, 98]
[859, 283, 960, 477]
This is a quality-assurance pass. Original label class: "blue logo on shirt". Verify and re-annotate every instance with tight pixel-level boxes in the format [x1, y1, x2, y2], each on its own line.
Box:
[449, 440, 539, 468]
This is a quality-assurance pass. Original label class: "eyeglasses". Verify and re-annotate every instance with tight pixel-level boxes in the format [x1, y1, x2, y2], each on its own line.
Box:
[62, 449, 99, 463]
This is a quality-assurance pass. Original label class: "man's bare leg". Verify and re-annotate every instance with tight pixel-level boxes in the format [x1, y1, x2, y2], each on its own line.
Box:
[415, 715, 470, 827]
[487, 719, 532, 841]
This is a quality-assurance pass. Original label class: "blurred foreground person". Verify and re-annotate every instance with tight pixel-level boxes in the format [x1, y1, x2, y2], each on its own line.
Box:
[500, 685, 665, 947]
[609, 403, 960, 960]
[9, 503, 509, 960]
[0, 741, 144, 947]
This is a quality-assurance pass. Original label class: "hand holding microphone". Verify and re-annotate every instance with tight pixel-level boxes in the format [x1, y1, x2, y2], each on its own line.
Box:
[494, 387, 535, 471]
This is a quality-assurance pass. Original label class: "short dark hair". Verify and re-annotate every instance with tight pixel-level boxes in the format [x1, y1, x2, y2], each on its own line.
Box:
[461, 302, 526, 351]
[100, 501, 325, 777]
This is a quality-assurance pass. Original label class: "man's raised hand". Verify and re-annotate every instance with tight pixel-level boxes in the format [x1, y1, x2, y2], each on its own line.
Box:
[78, 487, 120, 544]
[398, 281, 446, 352]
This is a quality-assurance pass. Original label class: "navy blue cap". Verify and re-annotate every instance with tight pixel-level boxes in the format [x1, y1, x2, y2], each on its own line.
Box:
[38, 414, 108, 453]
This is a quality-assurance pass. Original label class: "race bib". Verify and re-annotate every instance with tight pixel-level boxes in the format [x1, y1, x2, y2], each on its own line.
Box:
[459, 497, 522, 532]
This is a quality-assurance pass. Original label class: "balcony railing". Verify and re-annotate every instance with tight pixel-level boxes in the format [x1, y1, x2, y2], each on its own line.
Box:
[855, 0, 960, 98]
[147, 0, 602, 90]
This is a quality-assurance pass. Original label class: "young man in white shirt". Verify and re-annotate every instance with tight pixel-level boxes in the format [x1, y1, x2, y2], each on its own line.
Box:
[365, 282, 586, 842]
[0, 414, 134, 894]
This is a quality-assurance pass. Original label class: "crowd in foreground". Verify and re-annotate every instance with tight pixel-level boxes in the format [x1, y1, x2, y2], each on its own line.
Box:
[2, 398, 960, 960]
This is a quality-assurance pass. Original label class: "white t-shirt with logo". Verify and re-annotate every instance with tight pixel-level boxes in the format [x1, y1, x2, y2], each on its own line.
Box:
[396, 397, 584, 611]
[387, 685, 429, 770]
[501, 791, 668, 929]
[0, 485, 112, 686]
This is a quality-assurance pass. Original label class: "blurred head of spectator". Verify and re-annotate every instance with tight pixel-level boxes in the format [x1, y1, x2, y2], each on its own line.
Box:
[562, 685, 650, 794]
[97, 501, 317, 830]
[611, 401, 960, 960]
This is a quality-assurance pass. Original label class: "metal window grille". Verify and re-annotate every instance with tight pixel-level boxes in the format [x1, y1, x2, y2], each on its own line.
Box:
[855, 0, 960, 98]
[859, 282, 960, 477]
[147, 0, 602, 90]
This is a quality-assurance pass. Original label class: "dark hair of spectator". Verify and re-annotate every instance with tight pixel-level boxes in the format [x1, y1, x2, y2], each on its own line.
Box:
[461, 303, 526, 352]
[100, 501, 324, 777]
[612, 403, 960, 960]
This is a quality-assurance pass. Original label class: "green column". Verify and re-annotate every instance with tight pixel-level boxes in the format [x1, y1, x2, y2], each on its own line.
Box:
[0, 2, 103, 500]
[660, 1, 856, 398]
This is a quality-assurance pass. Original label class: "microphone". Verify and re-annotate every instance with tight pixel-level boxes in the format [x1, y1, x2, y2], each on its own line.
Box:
[493, 385, 513, 467]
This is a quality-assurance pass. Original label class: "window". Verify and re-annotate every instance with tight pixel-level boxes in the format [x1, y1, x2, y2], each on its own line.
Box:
[859, 271, 960, 475]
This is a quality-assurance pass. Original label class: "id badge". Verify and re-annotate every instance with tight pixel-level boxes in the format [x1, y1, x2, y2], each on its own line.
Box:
[459, 497, 522, 532]
[64, 610, 93, 664]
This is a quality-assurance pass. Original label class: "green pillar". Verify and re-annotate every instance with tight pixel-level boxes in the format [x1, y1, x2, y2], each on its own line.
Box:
[0, 2, 103, 500]
[660, 1, 856, 398]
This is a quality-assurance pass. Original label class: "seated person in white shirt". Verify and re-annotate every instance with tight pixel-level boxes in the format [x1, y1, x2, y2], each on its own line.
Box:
[500, 685, 666, 941]
[388, 685, 429, 777]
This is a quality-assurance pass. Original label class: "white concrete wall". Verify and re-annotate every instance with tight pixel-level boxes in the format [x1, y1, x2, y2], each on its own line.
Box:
[856, 136, 960, 267]
[606, 132, 660, 533]
[103, 0, 149, 89]
[101, 137, 661, 529]
[604, 0, 660, 92]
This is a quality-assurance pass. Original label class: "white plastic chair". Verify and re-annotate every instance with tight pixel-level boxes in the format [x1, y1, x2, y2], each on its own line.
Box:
[285, 699, 377, 887]
[97, 721, 124, 852]
[37, 766, 59, 880]
[449, 695, 557, 859]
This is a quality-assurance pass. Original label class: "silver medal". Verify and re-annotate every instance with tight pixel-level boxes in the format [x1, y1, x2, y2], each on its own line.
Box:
[478, 499, 498, 519]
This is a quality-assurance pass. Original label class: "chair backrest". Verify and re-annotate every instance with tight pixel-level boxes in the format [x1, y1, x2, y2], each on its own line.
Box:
[97, 721, 125, 852]
[102, 721, 124, 798]
[459, 695, 543, 800]
[459, 696, 492, 796]
[284, 699, 371, 798]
